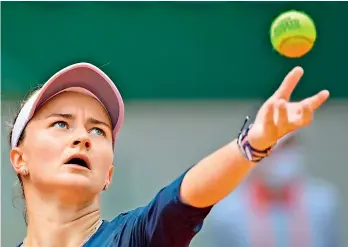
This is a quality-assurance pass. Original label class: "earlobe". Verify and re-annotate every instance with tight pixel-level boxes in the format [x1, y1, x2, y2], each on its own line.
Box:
[10, 147, 27, 174]
[102, 184, 108, 191]
[103, 166, 114, 191]
[107, 166, 114, 184]
[21, 167, 29, 176]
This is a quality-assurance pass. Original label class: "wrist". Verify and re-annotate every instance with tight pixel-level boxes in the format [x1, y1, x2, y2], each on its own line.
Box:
[247, 127, 275, 151]
[237, 117, 274, 162]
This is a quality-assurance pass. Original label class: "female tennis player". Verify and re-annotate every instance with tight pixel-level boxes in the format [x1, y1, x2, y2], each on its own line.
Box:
[9, 63, 329, 247]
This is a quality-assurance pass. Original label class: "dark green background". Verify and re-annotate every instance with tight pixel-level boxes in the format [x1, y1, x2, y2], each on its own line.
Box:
[2, 2, 347, 100]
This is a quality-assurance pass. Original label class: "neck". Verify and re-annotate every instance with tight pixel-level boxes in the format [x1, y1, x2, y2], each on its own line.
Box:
[23, 187, 102, 247]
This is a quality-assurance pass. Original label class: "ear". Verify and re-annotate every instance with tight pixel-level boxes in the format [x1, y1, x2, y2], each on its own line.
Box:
[104, 166, 114, 190]
[10, 147, 27, 174]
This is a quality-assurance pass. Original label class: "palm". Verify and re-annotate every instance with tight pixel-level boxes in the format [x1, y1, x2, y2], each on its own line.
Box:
[248, 67, 330, 150]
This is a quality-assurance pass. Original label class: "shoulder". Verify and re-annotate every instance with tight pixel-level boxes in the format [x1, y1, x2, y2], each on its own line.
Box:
[107, 206, 147, 229]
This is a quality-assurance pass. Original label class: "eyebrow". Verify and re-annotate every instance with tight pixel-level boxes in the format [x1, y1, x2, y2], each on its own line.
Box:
[46, 113, 112, 129]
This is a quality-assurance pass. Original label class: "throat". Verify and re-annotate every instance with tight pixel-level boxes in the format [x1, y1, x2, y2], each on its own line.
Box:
[25, 210, 102, 247]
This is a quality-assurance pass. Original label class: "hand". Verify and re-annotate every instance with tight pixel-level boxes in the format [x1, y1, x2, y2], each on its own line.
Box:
[248, 66, 330, 150]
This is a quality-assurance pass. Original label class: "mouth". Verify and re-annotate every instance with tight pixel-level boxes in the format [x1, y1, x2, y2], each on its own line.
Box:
[64, 154, 90, 169]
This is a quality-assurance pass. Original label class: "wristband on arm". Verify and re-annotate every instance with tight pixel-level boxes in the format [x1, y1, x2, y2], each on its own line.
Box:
[237, 116, 274, 162]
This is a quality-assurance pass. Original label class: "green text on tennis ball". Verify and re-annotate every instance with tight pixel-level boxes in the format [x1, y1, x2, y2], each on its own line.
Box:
[270, 10, 316, 58]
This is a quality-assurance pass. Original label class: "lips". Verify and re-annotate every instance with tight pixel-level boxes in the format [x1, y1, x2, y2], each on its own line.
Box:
[64, 154, 90, 169]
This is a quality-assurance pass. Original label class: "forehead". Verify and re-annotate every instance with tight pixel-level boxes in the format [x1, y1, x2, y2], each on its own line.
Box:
[33, 91, 111, 122]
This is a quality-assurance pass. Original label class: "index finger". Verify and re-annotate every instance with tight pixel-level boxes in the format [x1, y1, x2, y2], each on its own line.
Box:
[273, 66, 304, 100]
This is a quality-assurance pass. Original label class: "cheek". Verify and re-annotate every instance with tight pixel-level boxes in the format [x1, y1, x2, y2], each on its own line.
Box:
[23, 130, 67, 173]
[91, 142, 114, 175]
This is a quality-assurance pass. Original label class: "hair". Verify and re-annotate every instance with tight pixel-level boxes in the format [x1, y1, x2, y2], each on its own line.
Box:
[8, 88, 41, 225]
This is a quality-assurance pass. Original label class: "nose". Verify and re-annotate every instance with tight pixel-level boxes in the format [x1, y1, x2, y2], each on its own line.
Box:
[70, 135, 92, 151]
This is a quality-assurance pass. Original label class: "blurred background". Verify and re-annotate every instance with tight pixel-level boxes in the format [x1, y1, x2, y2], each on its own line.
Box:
[1, 1, 347, 247]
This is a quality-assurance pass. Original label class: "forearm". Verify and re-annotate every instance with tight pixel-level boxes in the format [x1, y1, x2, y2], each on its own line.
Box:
[179, 67, 329, 208]
[180, 139, 255, 208]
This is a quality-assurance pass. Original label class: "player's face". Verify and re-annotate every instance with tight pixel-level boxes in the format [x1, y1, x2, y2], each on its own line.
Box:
[18, 91, 114, 196]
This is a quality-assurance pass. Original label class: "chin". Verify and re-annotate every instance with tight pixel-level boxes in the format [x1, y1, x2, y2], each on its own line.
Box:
[53, 173, 97, 192]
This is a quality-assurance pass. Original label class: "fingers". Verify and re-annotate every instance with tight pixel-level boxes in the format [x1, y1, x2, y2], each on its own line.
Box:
[277, 100, 288, 126]
[270, 99, 311, 136]
[290, 90, 329, 128]
[301, 104, 313, 126]
[301, 90, 330, 111]
[264, 101, 276, 128]
[273, 66, 304, 100]
[264, 100, 287, 132]
[291, 104, 312, 128]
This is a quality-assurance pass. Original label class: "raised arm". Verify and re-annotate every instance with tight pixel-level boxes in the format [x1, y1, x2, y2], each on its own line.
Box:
[180, 67, 330, 208]
[122, 67, 329, 247]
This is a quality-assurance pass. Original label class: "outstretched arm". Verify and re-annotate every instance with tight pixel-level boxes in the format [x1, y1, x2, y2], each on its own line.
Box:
[124, 67, 329, 247]
[180, 67, 330, 208]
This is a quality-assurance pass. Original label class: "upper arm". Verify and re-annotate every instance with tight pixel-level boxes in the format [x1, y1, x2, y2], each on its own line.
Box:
[132, 170, 213, 247]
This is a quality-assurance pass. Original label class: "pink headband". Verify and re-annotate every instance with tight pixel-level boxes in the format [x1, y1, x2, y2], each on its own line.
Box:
[11, 63, 125, 148]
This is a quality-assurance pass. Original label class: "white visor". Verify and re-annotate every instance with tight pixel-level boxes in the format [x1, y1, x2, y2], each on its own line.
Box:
[11, 62, 124, 148]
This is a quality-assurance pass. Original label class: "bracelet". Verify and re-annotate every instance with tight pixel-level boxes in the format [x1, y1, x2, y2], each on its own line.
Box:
[237, 116, 273, 162]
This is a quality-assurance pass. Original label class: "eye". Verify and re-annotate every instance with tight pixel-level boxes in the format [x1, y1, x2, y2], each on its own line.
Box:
[90, 127, 105, 136]
[52, 121, 68, 129]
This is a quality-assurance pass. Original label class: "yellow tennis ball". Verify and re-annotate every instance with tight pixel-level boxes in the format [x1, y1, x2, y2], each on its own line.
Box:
[270, 10, 317, 58]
